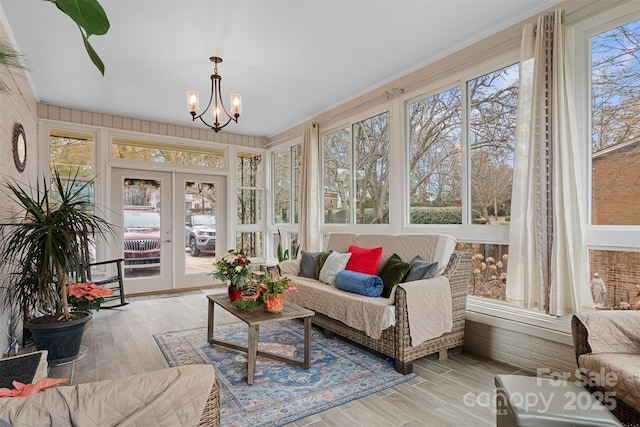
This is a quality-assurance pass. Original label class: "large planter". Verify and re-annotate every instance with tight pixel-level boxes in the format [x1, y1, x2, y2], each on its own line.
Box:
[25, 312, 92, 363]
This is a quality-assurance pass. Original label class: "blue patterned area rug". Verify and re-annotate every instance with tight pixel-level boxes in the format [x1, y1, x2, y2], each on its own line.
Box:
[154, 320, 416, 427]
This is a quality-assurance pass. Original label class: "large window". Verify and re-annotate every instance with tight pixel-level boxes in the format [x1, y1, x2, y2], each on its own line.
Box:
[323, 112, 390, 224]
[408, 63, 518, 227]
[587, 15, 640, 310]
[407, 64, 518, 301]
[280, 3, 639, 313]
[408, 87, 462, 223]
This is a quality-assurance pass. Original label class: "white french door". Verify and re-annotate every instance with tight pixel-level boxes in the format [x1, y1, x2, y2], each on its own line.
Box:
[175, 173, 226, 289]
[110, 169, 226, 294]
[110, 169, 173, 293]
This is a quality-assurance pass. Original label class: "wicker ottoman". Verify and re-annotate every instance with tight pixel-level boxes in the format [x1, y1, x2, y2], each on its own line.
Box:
[495, 375, 621, 427]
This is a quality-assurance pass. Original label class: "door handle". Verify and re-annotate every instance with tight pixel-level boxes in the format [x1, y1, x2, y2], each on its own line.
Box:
[164, 239, 171, 243]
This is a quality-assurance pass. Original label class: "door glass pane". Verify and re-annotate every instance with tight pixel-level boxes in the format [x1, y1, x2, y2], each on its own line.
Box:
[184, 181, 217, 274]
[122, 178, 162, 278]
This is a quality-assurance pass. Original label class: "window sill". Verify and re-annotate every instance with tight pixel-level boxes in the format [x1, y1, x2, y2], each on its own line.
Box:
[465, 296, 573, 345]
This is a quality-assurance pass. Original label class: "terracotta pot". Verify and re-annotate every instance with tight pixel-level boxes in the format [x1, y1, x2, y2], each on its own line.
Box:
[264, 293, 285, 313]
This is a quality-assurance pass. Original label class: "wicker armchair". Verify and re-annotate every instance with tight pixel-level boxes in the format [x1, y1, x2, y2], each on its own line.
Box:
[571, 314, 640, 426]
[198, 376, 221, 427]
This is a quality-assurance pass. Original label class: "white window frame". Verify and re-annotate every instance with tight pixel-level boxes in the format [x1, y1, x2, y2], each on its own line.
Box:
[570, 2, 640, 307]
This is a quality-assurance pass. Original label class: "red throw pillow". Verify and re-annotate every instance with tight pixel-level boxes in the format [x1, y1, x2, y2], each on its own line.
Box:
[345, 245, 383, 275]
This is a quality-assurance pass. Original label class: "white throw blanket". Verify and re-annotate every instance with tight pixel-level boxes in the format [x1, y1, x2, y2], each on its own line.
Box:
[0, 365, 215, 427]
[399, 275, 453, 346]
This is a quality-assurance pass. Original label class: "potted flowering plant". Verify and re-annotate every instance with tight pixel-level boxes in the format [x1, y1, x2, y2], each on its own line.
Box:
[233, 275, 297, 313]
[259, 275, 297, 297]
[211, 249, 252, 301]
[260, 275, 297, 313]
[67, 282, 113, 312]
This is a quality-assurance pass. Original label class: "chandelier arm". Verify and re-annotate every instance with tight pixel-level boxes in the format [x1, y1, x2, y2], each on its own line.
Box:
[192, 75, 217, 122]
[215, 79, 234, 121]
[196, 114, 235, 133]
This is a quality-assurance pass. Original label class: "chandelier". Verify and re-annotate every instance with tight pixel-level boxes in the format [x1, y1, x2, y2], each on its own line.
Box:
[187, 56, 242, 132]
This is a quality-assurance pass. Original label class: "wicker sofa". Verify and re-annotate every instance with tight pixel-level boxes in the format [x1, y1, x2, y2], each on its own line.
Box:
[572, 311, 640, 427]
[280, 233, 472, 375]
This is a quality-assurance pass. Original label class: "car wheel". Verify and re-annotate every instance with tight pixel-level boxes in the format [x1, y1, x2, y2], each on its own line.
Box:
[189, 237, 200, 257]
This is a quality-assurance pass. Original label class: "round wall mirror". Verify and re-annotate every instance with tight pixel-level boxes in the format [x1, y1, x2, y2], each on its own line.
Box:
[12, 123, 26, 173]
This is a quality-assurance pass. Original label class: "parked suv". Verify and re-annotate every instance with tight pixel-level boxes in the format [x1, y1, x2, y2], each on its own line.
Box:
[185, 214, 216, 257]
[123, 209, 161, 270]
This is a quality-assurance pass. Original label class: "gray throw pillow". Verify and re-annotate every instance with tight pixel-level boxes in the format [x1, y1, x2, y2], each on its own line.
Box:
[404, 255, 439, 282]
[299, 251, 320, 278]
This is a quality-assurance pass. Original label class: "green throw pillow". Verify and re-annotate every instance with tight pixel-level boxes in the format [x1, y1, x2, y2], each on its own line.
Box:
[378, 253, 411, 298]
[314, 251, 332, 280]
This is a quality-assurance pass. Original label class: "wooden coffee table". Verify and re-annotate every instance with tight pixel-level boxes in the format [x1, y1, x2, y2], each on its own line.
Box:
[207, 293, 315, 384]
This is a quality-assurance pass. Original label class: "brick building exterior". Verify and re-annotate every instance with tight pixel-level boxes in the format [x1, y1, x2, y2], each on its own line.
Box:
[590, 140, 640, 309]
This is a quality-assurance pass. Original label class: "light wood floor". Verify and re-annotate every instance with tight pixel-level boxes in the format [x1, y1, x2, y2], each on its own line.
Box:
[48, 289, 524, 427]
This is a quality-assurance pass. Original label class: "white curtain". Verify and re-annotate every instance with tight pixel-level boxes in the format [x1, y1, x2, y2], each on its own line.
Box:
[299, 122, 322, 252]
[506, 9, 588, 316]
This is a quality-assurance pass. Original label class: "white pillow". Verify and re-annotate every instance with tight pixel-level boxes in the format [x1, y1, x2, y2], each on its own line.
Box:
[319, 252, 352, 285]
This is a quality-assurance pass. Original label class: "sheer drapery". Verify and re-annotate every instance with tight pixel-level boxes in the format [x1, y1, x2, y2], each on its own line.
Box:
[506, 9, 587, 316]
[299, 122, 322, 252]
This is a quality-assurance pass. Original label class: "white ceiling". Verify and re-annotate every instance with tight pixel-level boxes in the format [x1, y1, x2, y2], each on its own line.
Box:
[1, 0, 563, 138]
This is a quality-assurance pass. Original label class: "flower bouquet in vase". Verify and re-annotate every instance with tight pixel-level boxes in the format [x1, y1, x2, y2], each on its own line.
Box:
[211, 249, 252, 302]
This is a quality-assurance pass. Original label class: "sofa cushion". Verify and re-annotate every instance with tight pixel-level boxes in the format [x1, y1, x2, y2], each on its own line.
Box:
[345, 245, 383, 275]
[326, 233, 456, 275]
[378, 253, 411, 298]
[314, 251, 332, 280]
[299, 251, 320, 278]
[319, 252, 351, 285]
[335, 270, 384, 297]
[404, 255, 439, 282]
[278, 259, 301, 276]
[285, 275, 394, 339]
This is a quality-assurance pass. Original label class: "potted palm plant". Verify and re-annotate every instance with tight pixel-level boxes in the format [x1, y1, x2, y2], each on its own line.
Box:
[0, 169, 115, 362]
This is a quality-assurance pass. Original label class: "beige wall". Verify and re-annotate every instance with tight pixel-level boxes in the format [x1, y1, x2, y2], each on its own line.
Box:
[0, 18, 39, 355]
